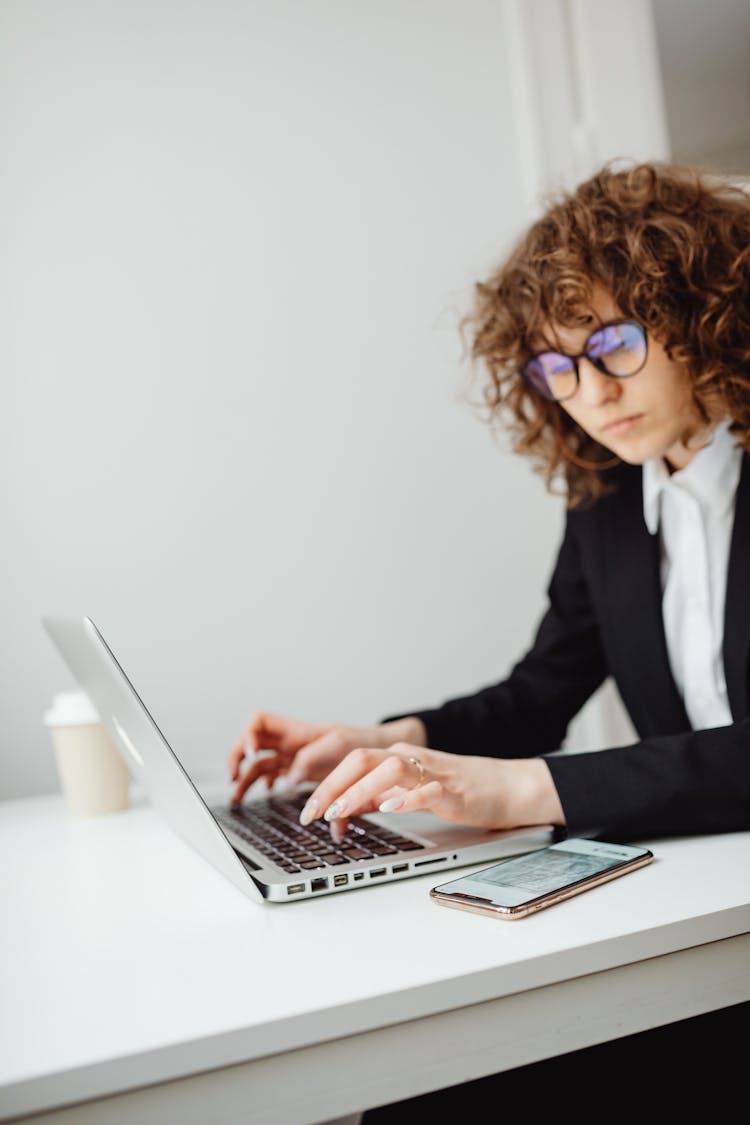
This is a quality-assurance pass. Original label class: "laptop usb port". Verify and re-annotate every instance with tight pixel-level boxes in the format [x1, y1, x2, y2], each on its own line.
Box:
[311, 877, 328, 892]
[334, 874, 348, 887]
[287, 883, 305, 895]
[370, 868, 386, 878]
[392, 863, 408, 873]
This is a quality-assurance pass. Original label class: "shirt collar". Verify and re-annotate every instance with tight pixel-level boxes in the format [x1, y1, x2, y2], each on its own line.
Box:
[642, 417, 742, 535]
[642, 454, 669, 534]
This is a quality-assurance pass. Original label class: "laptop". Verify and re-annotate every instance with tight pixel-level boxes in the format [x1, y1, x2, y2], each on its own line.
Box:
[42, 616, 554, 904]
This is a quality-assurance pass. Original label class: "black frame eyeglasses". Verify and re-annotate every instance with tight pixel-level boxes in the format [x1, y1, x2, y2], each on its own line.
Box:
[520, 319, 649, 403]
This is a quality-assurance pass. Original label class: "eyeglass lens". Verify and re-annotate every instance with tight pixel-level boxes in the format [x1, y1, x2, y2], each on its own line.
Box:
[523, 321, 647, 401]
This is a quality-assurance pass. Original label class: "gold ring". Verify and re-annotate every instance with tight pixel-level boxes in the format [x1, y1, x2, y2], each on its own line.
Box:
[406, 755, 426, 786]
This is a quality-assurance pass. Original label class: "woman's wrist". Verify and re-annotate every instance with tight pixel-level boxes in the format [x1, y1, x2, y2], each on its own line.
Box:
[378, 716, 428, 748]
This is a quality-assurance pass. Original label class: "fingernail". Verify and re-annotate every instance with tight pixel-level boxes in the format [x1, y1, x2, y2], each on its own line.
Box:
[379, 797, 405, 813]
[286, 769, 303, 787]
[299, 799, 319, 826]
[324, 798, 346, 822]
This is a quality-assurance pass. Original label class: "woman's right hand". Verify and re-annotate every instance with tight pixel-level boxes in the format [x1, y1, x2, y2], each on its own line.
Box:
[228, 712, 427, 805]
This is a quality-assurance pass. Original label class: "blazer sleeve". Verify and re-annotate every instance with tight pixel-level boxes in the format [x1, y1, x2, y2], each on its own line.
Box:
[544, 721, 750, 841]
[382, 511, 610, 758]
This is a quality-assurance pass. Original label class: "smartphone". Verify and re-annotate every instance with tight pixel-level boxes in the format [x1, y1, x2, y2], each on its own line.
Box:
[430, 837, 653, 920]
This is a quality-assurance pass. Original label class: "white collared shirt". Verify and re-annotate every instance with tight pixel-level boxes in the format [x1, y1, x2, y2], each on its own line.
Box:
[641, 419, 742, 730]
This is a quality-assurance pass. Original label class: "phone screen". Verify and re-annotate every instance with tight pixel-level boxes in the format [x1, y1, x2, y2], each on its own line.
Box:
[433, 839, 651, 908]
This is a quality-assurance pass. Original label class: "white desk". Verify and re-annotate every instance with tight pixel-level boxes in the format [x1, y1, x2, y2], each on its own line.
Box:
[1, 786, 749, 1125]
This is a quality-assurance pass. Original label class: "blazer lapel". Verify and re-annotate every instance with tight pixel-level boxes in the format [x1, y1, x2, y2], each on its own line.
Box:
[604, 466, 690, 733]
[723, 454, 750, 720]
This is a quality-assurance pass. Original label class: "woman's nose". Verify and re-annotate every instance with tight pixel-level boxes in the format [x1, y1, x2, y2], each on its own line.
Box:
[576, 357, 622, 406]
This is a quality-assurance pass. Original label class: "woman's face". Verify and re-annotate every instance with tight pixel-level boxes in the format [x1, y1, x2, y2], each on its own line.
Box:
[541, 290, 707, 471]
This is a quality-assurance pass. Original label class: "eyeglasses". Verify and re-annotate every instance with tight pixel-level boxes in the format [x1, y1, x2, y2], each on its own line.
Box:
[520, 319, 648, 402]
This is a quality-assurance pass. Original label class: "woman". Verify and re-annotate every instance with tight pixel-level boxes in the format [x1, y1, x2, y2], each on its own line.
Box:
[228, 160, 750, 851]
[227, 159, 750, 1118]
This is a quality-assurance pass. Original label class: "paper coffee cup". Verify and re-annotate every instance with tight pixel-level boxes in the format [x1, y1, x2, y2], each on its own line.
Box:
[44, 691, 130, 815]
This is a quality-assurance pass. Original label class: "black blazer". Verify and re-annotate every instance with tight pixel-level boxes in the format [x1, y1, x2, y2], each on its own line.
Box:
[389, 457, 750, 842]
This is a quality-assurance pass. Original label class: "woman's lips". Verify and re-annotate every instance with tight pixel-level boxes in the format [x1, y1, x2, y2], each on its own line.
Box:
[602, 413, 644, 436]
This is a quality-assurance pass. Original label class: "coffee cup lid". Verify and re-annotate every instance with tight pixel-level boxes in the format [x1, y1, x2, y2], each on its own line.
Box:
[43, 690, 101, 727]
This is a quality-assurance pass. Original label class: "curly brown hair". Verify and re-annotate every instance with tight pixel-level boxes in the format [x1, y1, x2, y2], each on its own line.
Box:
[465, 160, 750, 507]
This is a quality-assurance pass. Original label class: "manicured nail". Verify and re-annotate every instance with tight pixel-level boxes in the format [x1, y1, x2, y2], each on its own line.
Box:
[379, 796, 405, 813]
[324, 798, 346, 822]
[299, 799, 320, 826]
[286, 769, 303, 787]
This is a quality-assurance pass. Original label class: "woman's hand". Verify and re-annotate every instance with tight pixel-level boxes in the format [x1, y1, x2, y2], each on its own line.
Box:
[296, 743, 566, 842]
[228, 712, 427, 805]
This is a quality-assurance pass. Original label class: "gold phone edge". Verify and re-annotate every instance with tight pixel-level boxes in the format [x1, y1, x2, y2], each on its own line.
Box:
[429, 851, 654, 920]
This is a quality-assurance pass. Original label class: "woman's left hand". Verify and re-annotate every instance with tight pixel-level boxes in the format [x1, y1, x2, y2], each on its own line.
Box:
[298, 742, 566, 842]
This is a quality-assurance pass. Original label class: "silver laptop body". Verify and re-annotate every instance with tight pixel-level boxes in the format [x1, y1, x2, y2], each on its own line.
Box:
[42, 616, 553, 904]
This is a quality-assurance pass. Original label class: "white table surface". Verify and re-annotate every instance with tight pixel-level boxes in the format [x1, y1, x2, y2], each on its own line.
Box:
[2, 784, 749, 1124]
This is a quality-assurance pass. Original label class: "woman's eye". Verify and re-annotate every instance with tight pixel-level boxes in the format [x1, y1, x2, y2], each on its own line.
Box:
[588, 327, 625, 358]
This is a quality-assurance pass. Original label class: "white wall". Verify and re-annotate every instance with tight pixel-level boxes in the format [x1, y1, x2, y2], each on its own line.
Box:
[2, 0, 667, 801]
[653, 0, 750, 174]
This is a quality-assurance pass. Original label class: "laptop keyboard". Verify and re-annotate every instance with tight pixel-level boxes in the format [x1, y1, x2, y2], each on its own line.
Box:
[213, 792, 427, 874]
